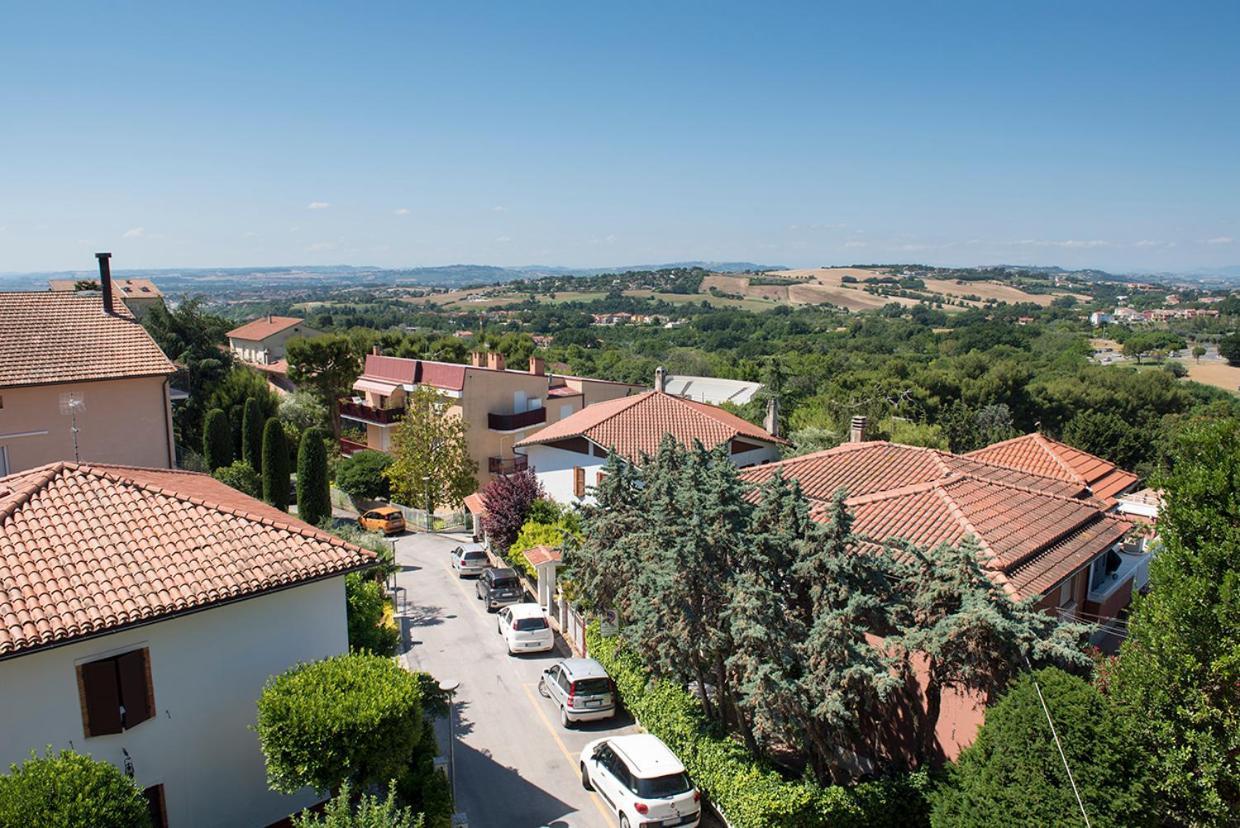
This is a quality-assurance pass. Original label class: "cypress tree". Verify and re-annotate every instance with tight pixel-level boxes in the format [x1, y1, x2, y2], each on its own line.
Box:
[202, 408, 232, 471]
[296, 427, 331, 526]
[261, 418, 290, 511]
[242, 397, 263, 474]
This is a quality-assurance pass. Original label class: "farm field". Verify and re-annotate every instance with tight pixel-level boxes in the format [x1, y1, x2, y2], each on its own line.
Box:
[1178, 359, 1240, 395]
[921, 278, 1090, 307]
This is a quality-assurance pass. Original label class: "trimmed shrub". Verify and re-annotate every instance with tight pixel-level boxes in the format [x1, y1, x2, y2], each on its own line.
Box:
[587, 625, 932, 827]
[293, 783, 425, 828]
[242, 397, 264, 473]
[0, 748, 151, 828]
[256, 653, 425, 795]
[262, 417, 291, 511]
[346, 572, 400, 655]
[202, 407, 232, 471]
[213, 460, 261, 498]
[297, 428, 331, 526]
[336, 450, 394, 502]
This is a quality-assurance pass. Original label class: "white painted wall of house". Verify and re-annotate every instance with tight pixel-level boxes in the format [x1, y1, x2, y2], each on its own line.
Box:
[0, 576, 349, 828]
[524, 441, 780, 506]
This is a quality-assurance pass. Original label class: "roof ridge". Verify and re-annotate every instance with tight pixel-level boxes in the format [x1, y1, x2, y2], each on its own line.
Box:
[940, 470, 1095, 506]
[0, 462, 68, 524]
[1031, 433, 1086, 482]
[929, 482, 1003, 569]
[81, 465, 375, 560]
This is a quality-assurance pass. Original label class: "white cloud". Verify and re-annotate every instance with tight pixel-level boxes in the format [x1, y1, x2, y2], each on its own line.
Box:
[1206, 236, 1233, 245]
[1134, 239, 1160, 247]
[843, 240, 868, 248]
[307, 201, 330, 210]
[394, 208, 410, 216]
[492, 206, 507, 213]
[495, 235, 512, 243]
[123, 226, 145, 238]
[1016, 239, 1111, 249]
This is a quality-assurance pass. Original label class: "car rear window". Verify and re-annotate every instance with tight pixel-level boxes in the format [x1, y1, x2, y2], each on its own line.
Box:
[571, 677, 611, 696]
[514, 617, 548, 632]
[636, 772, 692, 798]
[463, 551, 486, 561]
[493, 577, 519, 589]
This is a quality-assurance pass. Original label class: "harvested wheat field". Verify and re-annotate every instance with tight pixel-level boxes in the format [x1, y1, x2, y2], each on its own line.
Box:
[922, 278, 1090, 307]
[1179, 360, 1240, 394]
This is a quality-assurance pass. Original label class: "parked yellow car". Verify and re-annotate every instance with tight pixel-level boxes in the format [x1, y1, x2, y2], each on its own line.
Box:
[358, 506, 406, 535]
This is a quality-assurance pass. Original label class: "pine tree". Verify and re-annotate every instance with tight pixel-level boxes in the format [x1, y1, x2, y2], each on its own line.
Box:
[242, 397, 263, 474]
[262, 418, 290, 511]
[564, 450, 645, 620]
[202, 408, 232, 471]
[297, 428, 331, 526]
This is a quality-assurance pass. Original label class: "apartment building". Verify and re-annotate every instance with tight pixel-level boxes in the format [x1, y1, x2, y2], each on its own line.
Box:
[48, 276, 165, 319]
[0, 257, 177, 475]
[342, 350, 645, 487]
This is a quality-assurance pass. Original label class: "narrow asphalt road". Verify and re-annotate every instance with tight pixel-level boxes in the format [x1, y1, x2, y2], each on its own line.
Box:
[394, 532, 641, 828]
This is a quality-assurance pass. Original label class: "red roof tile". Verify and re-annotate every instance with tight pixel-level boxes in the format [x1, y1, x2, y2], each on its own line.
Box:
[523, 546, 562, 567]
[226, 315, 306, 341]
[515, 391, 785, 460]
[966, 433, 1139, 501]
[0, 292, 175, 388]
[0, 462, 374, 657]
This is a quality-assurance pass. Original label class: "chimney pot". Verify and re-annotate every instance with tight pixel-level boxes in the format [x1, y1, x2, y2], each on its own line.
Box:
[487, 352, 506, 372]
[470, 351, 486, 367]
[529, 356, 546, 376]
[850, 415, 867, 444]
[764, 397, 780, 438]
[94, 253, 114, 315]
[655, 366, 667, 393]
[372, 345, 380, 356]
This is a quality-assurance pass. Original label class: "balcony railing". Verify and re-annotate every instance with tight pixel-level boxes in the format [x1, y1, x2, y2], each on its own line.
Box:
[339, 437, 370, 457]
[488, 407, 547, 431]
[488, 455, 530, 475]
[339, 399, 406, 425]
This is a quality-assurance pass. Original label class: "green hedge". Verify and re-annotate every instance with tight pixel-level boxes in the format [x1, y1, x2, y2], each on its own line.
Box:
[586, 624, 931, 828]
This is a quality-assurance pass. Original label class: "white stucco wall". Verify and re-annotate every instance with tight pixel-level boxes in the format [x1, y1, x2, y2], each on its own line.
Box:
[0, 576, 350, 828]
[525, 440, 780, 505]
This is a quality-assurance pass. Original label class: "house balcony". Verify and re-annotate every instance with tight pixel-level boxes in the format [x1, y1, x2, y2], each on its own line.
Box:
[488, 455, 530, 475]
[339, 399, 405, 426]
[339, 437, 370, 457]
[488, 407, 546, 432]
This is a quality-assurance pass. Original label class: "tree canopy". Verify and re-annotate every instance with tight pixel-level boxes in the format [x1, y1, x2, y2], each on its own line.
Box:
[287, 334, 362, 437]
[384, 387, 476, 511]
[0, 748, 151, 828]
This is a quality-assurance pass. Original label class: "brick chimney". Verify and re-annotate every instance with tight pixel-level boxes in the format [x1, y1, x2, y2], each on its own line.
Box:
[529, 356, 545, 376]
[470, 351, 486, 367]
[487, 352, 506, 371]
[94, 253, 114, 315]
[850, 415, 867, 444]
[764, 396, 780, 438]
[654, 366, 667, 393]
[372, 345, 381, 356]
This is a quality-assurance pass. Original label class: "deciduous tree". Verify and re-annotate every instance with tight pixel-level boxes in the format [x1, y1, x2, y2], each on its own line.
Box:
[212, 460, 260, 498]
[479, 468, 544, 553]
[287, 335, 362, 438]
[384, 387, 476, 512]
[0, 748, 151, 828]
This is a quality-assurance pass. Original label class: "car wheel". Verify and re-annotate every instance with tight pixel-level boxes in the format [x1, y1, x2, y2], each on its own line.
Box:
[580, 764, 593, 791]
[560, 706, 572, 729]
[619, 815, 631, 828]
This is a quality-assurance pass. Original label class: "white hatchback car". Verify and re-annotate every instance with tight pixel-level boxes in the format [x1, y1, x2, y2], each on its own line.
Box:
[496, 603, 554, 655]
[580, 734, 701, 828]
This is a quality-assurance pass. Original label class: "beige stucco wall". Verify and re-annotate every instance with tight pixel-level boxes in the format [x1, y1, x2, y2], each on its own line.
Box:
[0, 375, 174, 474]
[229, 326, 320, 365]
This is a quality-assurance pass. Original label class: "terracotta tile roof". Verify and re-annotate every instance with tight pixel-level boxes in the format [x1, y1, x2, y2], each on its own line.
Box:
[463, 492, 487, 516]
[966, 433, 1139, 501]
[740, 441, 1087, 501]
[515, 390, 786, 459]
[0, 292, 175, 388]
[359, 354, 468, 391]
[49, 278, 162, 298]
[0, 462, 374, 658]
[811, 475, 1129, 600]
[522, 546, 562, 567]
[226, 315, 306, 341]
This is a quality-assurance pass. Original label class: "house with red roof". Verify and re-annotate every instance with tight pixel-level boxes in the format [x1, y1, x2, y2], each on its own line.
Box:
[515, 385, 785, 504]
[0, 461, 373, 827]
[226, 315, 322, 366]
[343, 350, 645, 488]
[965, 432, 1140, 503]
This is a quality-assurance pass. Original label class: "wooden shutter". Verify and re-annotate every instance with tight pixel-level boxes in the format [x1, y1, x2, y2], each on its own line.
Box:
[78, 660, 123, 737]
[117, 649, 154, 727]
[144, 784, 168, 828]
[573, 466, 585, 498]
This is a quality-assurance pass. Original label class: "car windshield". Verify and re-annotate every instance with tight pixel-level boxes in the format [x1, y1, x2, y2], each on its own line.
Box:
[571, 677, 611, 695]
[493, 577, 519, 589]
[514, 617, 548, 631]
[635, 772, 692, 798]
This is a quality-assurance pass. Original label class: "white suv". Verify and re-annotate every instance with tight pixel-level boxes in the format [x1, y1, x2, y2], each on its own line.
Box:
[580, 734, 701, 828]
[496, 603, 554, 655]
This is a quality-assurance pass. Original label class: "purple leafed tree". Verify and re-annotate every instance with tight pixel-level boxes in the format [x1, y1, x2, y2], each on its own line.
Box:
[480, 469, 544, 553]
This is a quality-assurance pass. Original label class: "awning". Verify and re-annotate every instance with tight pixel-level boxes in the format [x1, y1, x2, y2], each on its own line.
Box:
[523, 545, 562, 568]
[353, 378, 401, 396]
[463, 492, 487, 516]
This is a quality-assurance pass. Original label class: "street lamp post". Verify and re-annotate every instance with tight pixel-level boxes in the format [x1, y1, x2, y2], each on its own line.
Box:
[439, 678, 464, 827]
[423, 474, 433, 532]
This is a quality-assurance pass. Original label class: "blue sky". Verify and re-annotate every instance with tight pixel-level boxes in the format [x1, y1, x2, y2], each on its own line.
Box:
[1, 1, 1237, 273]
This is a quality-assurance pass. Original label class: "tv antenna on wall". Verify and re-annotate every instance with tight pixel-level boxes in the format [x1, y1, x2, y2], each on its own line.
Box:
[59, 392, 86, 462]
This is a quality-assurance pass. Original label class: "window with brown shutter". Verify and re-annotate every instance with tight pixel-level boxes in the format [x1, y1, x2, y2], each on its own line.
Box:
[77, 648, 155, 737]
[573, 466, 585, 498]
[144, 784, 168, 828]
